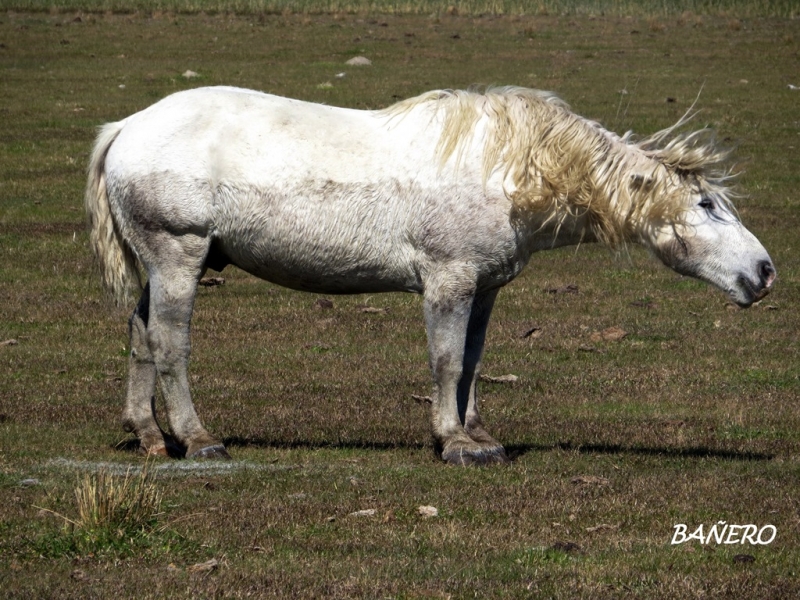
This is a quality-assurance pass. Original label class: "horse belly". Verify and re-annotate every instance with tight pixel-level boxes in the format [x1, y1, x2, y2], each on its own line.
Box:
[225, 238, 418, 294]
[212, 184, 422, 295]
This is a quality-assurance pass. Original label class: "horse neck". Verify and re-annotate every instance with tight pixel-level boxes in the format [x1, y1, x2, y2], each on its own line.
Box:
[582, 129, 686, 249]
[503, 118, 636, 248]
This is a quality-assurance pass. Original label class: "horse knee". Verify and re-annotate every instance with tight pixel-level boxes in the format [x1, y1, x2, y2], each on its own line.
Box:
[433, 353, 463, 381]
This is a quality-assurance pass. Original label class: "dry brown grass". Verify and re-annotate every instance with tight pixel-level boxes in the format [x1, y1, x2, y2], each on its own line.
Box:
[72, 466, 162, 532]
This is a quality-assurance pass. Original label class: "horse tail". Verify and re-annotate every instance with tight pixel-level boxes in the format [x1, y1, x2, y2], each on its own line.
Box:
[85, 121, 142, 306]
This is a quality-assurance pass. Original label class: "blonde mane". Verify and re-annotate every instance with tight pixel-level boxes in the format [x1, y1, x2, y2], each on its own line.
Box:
[385, 87, 735, 246]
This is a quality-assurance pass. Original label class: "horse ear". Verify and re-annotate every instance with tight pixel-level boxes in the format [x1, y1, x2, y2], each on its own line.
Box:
[629, 173, 654, 192]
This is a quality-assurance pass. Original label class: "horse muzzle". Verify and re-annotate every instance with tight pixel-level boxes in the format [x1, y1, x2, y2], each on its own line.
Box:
[735, 260, 776, 307]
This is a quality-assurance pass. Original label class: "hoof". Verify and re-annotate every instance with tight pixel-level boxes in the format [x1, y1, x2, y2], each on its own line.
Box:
[139, 444, 169, 457]
[137, 434, 184, 459]
[441, 444, 510, 466]
[188, 444, 231, 460]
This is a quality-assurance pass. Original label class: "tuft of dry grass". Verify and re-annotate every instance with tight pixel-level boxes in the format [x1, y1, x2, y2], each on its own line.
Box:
[72, 465, 162, 533]
[33, 464, 164, 544]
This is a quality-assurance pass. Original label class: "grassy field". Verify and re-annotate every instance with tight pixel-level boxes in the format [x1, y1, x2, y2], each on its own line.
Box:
[1, 5, 799, 598]
[2, 0, 798, 18]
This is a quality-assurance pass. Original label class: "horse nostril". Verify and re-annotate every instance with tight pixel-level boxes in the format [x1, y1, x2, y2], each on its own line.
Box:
[760, 261, 776, 288]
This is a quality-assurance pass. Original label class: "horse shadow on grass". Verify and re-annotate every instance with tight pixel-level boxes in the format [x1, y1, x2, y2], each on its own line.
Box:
[225, 437, 776, 462]
[222, 436, 429, 453]
[505, 441, 775, 462]
[115, 436, 775, 462]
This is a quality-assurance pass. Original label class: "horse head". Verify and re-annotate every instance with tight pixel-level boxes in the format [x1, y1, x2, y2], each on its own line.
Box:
[645, 178, 775, 307]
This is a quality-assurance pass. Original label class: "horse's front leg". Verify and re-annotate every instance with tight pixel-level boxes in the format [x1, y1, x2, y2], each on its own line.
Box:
[461, 288, 508, 463]
[424, 275, 507, 465]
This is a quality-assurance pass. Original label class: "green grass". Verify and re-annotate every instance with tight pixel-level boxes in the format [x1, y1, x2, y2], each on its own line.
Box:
[1, 7, 799, 599]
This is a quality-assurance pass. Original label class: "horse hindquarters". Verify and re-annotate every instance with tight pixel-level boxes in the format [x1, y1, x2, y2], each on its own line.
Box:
[95, 162, 230, 458]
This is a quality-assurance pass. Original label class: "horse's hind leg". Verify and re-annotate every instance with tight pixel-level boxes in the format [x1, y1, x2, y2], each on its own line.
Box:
[122, 283, 170, 456]
[145, 241, 229, 459]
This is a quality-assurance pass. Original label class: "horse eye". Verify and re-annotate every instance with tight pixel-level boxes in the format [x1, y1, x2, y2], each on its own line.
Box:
[698, 197, 715, 211]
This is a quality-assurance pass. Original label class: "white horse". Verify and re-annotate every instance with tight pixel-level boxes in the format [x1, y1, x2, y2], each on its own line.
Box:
[86, 86, 775, 465]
